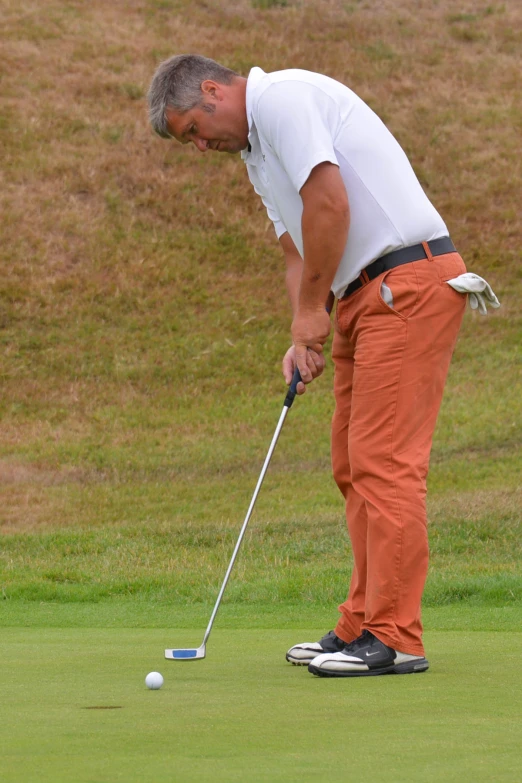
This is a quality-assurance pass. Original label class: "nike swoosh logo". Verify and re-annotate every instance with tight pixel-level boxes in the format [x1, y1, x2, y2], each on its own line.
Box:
[365, 651, 381, 657]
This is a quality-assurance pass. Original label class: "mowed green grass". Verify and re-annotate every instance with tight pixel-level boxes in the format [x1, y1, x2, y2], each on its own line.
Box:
[1, 625, 521, 783]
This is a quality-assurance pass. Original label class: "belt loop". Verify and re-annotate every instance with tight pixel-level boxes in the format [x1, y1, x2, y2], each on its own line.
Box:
[359, 269, 370, 284]
[422, 241, 434, 262]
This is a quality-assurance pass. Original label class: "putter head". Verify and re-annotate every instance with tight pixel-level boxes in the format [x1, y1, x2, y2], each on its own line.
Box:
[165, 644, 206, 661]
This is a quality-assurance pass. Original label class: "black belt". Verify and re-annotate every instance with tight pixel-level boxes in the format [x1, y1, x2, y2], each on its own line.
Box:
[340, 236, 456, 299]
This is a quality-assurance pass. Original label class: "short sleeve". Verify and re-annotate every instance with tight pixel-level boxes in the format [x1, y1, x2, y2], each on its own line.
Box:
[255, 81, 340, 193]
[246, 162, 287, 238]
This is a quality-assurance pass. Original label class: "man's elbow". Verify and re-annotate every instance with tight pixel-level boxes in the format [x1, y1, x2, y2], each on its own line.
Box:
[332, 197, 350, 221]
[305, 194, 350, 225]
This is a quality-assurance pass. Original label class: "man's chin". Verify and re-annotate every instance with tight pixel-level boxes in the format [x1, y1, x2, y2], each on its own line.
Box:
[213, 140, 244, 154]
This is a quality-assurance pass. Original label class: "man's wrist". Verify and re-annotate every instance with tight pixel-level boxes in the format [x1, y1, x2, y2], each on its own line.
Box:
[297, 295, 334, 314]
[298, 268, 336, 313]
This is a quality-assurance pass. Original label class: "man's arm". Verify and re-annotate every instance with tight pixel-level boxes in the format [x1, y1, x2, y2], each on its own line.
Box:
[299, 162, 349, 310]
[279, 231, 302, 316]
[291, 162, 349, 383]
[280, 231, 321, 391]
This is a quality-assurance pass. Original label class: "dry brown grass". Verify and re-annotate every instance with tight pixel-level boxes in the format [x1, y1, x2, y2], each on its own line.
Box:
[2, 0, 520, 277]
[0, 0, 520, 530]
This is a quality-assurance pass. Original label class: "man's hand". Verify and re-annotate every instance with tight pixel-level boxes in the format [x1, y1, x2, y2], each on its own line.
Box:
[282, 342, 326, 395]
[289, 307, 331, 388]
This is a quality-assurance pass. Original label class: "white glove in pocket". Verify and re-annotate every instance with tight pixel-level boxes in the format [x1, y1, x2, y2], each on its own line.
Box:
[381, 281, 394, 307]
[446, 273, 501, 315]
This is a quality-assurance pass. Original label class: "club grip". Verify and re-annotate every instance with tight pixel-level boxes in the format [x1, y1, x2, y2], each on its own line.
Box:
[284, 367, 302, 409]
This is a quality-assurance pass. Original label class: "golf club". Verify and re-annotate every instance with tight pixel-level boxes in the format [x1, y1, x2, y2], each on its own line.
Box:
[165, 366, 303, 661]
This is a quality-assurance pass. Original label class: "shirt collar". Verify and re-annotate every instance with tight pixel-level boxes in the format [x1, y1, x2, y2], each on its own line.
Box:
[241, 66, 267, 161]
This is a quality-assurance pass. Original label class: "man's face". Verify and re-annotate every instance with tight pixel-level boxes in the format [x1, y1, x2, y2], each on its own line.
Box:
[166, 81, 249, 154]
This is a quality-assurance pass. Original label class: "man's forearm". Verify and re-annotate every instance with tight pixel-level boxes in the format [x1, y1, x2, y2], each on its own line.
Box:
[299, 202, 349, 312]
[285, 255, 302, 316]
[285, 247, 336, 317]
[298, 162, 350, 312]
[280, 231, 303, 316]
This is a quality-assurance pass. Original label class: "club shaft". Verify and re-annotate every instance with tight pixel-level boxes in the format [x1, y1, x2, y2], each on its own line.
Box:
[201, 404, 290, 647]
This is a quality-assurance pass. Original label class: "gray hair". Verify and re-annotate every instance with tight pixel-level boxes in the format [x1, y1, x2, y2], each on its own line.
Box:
[148, 54, 238, 138]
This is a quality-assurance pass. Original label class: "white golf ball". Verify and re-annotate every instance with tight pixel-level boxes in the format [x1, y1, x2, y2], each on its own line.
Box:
[145, 671, 164, 690]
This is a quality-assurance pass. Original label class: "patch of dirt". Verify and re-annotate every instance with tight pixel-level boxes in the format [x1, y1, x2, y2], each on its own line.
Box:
[0, 460, 87, 487]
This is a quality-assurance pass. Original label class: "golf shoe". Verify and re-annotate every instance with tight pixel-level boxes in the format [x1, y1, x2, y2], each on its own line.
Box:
[286, 630, 346, 665]
[308, 630, 429, 677]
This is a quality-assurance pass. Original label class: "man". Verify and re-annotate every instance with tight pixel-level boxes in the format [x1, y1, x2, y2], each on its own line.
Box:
[148, 55, 498, 678]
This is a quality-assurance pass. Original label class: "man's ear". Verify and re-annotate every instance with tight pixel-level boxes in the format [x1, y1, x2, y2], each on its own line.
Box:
[201, 80, 223, 100]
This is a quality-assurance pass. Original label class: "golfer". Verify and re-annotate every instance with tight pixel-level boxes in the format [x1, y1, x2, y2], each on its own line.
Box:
[147, 55, 498, 677]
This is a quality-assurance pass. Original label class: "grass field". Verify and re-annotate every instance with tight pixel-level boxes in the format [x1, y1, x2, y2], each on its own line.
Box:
[1, 0, 521, 780]
[1, 622, 521, 783]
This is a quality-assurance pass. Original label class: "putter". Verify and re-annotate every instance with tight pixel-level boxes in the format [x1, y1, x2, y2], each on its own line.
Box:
[165, 367, 303, 661]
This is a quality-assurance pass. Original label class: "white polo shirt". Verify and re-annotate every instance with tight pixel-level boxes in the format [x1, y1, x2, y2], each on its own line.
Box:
[241, 67, 448, 298]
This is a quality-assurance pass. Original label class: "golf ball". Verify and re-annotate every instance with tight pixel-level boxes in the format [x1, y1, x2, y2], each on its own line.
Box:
[145, 671, 164, 690]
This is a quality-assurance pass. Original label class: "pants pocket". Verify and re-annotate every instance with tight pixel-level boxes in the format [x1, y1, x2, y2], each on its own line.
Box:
[377, 265, 420, 320]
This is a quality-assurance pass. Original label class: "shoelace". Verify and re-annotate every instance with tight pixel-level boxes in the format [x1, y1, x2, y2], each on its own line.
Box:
[342, 629, 373, 652]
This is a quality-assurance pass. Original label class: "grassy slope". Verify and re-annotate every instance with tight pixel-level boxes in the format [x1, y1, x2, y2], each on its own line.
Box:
[0, 0, 521, 611]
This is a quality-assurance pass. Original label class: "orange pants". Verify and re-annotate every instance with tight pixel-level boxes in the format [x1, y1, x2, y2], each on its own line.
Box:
[331, 248, 466, 656]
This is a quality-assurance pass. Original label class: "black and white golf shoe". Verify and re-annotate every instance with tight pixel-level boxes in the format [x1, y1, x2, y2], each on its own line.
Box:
[308, 630, 429, 677]
[286, 630, 346, 665]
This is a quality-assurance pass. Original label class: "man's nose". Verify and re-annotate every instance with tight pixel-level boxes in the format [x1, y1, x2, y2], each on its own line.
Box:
[192, 137, 208, 152]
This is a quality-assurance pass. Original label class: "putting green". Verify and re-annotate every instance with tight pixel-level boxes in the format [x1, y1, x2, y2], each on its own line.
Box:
[1, 628, 520, 782]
